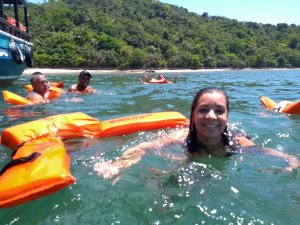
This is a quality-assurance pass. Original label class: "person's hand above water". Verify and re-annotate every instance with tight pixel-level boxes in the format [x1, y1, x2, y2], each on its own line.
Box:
[94, 160, 121, 179]
[273, 100, 292, 113]
[94, 146, 146, 179]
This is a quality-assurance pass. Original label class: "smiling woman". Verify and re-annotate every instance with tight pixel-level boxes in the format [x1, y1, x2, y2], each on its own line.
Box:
[1, 70, 300, 224]
[94, 87, 300, 179]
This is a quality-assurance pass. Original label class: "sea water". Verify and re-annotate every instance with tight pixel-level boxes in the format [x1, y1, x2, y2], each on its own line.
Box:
[0, 69, 300, 225]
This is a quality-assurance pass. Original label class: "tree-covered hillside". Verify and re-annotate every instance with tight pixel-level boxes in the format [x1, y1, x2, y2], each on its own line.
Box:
[28, 0, 300, 69]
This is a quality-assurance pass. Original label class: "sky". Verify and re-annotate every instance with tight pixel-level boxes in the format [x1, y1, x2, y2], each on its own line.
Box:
[159, 0, 300, 25]
[28, 0, 300, 25]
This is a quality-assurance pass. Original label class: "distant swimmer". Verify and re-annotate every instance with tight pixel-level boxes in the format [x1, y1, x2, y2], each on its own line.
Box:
[68, 70, 96, 94]
[259, 96, 300, 114]
[140, 74, 178, 84]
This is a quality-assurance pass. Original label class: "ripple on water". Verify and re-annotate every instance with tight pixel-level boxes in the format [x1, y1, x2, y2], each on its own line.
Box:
[1, 70, 300, 224]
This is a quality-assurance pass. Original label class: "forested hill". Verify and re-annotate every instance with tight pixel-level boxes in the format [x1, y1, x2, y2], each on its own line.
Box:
[28, 0, 300, 69]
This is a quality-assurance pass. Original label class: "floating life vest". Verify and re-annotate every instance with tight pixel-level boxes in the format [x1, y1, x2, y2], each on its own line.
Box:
[1, 111, 188, 150]
[260, 96, 300, 114]
[99, 111, 189, 137]
[3, 86, 64, 106]
[148, 78, 169, 83]
[0, 111, 189, 207]
[47, 86, 65, 99]
[142, 78, 173, 84]
[1, 112, 102, 150]
[52, 81, 65, 88]
[0, 137, 76, 208]
[2, 90, 32, 105]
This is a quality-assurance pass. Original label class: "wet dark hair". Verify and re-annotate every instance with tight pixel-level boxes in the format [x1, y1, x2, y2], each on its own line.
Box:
[79, 70, 92, 79]
[186, 87, 230, 154]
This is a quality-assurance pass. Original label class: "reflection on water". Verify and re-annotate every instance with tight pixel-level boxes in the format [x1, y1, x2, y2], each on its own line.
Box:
[1, 70, 300, 224]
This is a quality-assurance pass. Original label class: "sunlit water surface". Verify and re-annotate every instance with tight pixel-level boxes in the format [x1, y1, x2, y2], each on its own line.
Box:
[1, 69, 300, 225]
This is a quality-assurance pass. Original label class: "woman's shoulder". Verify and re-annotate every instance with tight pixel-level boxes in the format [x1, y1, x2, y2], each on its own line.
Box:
[227, 129, 255, 148]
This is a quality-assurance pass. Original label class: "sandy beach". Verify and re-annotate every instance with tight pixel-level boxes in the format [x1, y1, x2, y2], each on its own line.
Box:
[22, 67, 300, 75]
[22, 68, 231, 75]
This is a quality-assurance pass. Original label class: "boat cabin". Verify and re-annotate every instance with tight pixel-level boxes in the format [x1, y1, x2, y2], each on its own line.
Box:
[0, 0, 30, 41]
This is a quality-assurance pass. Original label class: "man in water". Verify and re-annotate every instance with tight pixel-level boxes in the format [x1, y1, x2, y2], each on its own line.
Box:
[141, 74, 178, 83]
[26, 72, 50, 104]
[68, 70, 95, 94]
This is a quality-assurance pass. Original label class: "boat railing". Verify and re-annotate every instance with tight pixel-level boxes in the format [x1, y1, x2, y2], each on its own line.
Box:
[0, 17, 30, 41]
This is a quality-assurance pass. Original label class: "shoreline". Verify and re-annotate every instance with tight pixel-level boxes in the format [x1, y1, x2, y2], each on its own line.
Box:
[22, 67, 300, 75]
[22, 68, 230, 75]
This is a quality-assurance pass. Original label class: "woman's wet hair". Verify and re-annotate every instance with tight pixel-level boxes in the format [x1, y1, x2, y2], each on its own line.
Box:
[186, 87, 229, 154]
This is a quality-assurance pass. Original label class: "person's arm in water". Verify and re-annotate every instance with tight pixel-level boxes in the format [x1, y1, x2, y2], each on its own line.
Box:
[94, 129, 187, 179]
[260, 147, 300, 172]
[236, 135, 300, 172]
[95, 130, 300, 179]
[273, 100, 292, 112]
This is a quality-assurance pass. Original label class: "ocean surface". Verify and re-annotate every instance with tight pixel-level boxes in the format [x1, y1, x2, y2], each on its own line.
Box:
[0, 69, 300, 225]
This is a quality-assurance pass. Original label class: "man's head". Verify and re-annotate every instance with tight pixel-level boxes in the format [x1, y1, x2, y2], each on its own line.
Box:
[158, 74, 165, 79]
[30, 72, 49, 96]
[78, 70, 92, 91]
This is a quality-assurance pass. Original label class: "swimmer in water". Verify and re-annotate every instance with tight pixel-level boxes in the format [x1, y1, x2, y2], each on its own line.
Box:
[94, 87, 300, 179]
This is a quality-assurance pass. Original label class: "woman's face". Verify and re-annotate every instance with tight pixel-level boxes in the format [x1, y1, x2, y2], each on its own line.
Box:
[193, 92, 228, 141]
